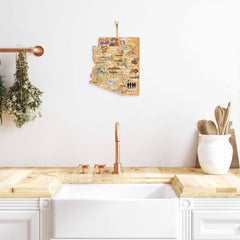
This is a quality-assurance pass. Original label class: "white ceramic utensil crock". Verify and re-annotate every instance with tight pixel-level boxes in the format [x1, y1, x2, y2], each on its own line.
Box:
[198, 134, 233, 174]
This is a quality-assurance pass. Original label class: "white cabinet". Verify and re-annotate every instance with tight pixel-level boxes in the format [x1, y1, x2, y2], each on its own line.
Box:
[0, 196, 240, 240]
[0, 198, 40, 240]
[0, 210, 39, 240]
[192, 210, 240, 239]
[180, 198, 240, 240]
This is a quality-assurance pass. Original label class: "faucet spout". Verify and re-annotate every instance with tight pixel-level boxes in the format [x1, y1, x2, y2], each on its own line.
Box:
[115, 122, 120, 142]
[113, 122, 123, 174]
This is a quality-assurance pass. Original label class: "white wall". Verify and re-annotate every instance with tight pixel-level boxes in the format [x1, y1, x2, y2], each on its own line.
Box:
[0, 0, 239, 167]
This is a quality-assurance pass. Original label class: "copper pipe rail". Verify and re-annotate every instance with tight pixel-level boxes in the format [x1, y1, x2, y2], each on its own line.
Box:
[0, 45, 44, 56]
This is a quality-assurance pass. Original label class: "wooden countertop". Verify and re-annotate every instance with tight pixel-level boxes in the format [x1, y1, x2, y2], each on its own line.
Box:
[0, 167, 239, 198]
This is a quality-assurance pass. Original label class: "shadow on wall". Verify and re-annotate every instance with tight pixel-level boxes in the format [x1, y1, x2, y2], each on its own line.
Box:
[0, 111, 85, 167]
[186, 130, 198, 167]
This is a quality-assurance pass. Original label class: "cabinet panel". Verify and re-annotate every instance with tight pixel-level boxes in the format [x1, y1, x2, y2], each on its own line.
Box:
[0, 210, 39, 240]
[193, 210, 240, 239]
[50, 239, 177, 240]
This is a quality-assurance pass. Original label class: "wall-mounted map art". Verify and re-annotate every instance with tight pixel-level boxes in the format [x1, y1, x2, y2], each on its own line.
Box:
[90, 37, 140, 96]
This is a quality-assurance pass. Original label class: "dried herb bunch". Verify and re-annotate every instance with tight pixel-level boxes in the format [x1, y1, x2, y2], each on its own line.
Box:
[4, 50, 43, 128]
[0, 75, 6, 124]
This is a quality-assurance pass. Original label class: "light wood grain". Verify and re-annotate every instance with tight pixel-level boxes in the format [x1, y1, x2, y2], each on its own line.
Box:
[0, 167, 240, 198]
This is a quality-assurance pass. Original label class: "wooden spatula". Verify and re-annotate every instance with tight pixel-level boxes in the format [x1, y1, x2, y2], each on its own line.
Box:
[222, 102, 231, 135]
[215, 105, 224, 135]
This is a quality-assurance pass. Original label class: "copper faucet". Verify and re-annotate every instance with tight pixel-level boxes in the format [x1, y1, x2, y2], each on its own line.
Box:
[112, 122, 123, 174]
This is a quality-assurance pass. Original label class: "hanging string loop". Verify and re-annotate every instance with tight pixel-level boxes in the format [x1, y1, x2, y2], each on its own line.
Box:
[115, 21, 119, 38]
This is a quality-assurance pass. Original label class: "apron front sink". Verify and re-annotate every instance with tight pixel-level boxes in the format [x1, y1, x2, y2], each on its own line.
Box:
[52, 184, 179, 239]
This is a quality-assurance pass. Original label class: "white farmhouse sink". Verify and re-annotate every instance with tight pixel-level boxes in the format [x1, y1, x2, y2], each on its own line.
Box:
[52, 184, 179, 239]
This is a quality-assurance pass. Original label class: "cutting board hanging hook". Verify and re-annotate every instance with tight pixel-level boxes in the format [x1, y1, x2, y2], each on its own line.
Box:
[115, 21, 119, 38]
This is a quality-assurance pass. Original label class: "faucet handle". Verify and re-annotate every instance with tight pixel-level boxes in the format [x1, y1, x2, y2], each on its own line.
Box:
[94, 164, 106, 174]
[77, 164, 90, 174]
[82, 165, 90, 174]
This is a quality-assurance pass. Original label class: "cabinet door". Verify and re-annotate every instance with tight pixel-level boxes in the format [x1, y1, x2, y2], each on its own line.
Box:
[192, 210, 240, 239]
[0, 210, 39, 240]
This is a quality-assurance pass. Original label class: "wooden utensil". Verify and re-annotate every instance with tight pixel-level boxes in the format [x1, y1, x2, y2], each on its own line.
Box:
[205, 120, 218, 135]
[197, 120, 207, 135]
[197, 120, 218, 135]
[215, 105, 224, 135]
[222, 102, 231, 135]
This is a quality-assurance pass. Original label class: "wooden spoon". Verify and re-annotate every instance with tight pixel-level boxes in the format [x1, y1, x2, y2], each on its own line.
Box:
[197, 120, 218, 135]
[215, 105, 224, 135]
[197, 120, 207, 135]
[205, 120, 218, 135]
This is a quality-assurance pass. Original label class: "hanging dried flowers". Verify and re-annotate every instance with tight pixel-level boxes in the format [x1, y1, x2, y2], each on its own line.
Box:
[4, 49, 43, 128]
[0, 75, 6, 124]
